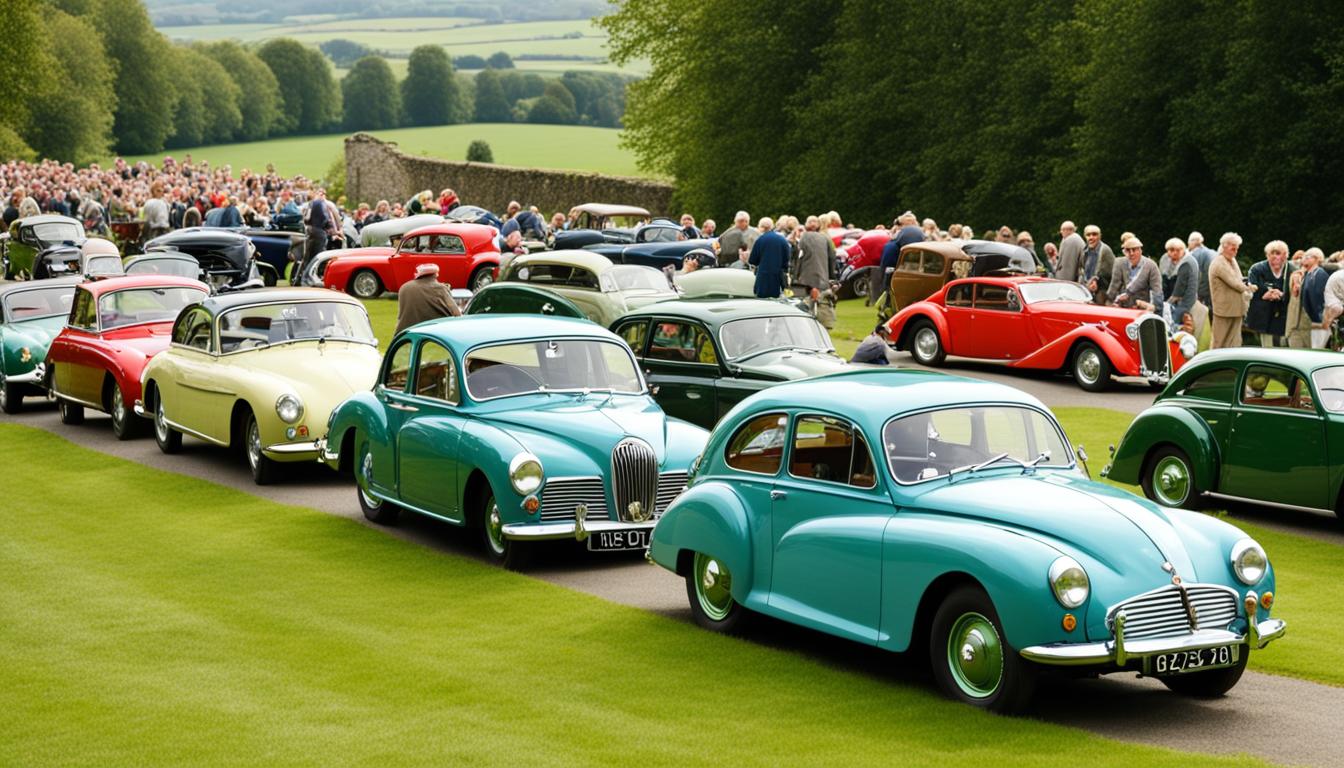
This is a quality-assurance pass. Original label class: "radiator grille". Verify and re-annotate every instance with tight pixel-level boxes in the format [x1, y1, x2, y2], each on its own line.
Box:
[612, 438, 658, 522]
[1137, 315, 1169, 377]
[656, 471, 688, 514]
[539, 477, 608, 522]
[1109, 584, 1239, 640]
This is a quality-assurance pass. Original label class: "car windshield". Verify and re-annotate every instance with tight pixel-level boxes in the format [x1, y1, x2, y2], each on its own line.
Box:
[884, 405, 1071, 484]
[98, 287, 207, 331]
[608, 265, 670, 293]
[719, 316, 834, 360]
[464, 339, 643, 400]
[3, 286, 75, 321]
[85, 256, 123, 276]
[1312, 367, 1344, 413]
[218, 301, 375, 352]
[1019, 281, 1093, 304]
[127, 257, 200, 279]
[507, 262, 600, 290]
[32, 221, 84, 245]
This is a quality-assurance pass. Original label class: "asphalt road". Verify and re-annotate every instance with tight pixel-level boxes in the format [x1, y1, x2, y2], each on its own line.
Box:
[12, 400, 1344, 767]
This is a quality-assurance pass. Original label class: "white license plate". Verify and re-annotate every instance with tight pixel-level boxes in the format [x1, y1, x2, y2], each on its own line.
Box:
[587, 529, 651, 552]
[1147, 644, 1238, 675]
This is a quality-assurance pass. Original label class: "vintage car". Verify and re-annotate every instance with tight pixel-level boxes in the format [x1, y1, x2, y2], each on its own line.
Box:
[123, 251, 202, 279]
[31, 237, 123, 281]
[551, 203, 651, 250]
[468, 251, 679, 327]
[886, 276, 1194, 391]
[5, 214, 87, 279]
[299, 214, 446, 289]
[1104, 348, 1344, 515]
[0, 277, 81, 413]
[649, 368, 1285, 712]
[320, 222, 501, 299]
[139, 288, 381, 484]
[145, 229, 272, 288]
[835, 229, 888, 299]
[319, 315, 708, 568]
[611, 299, 848, 428]
[882, 240, 1040, 316]
[583, 220, 718, 271]
[44, 275, 209, 438]
[672, 268, 758, 299]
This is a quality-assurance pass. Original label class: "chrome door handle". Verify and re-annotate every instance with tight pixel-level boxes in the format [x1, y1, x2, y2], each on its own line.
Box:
[770, 490, 787, 500]
[686, 391, 701, 400]
[387, 402, 419, 413]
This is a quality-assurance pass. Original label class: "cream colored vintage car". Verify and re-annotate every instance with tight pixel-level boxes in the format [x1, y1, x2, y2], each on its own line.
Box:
[137, 287, 382, 484]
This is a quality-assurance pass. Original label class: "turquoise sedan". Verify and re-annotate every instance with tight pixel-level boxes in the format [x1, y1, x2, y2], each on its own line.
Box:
[648, 368, 1285, 713]
[0, 277, 81, 413]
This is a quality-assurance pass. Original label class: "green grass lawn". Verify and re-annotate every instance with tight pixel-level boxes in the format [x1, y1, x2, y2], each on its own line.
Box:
[0, 422, 1264, 766]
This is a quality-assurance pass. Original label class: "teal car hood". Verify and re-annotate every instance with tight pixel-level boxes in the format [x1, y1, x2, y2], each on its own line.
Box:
[735, 348, 850, 379]
[483, 395, 675, 469]
[2, 316, 65, 370]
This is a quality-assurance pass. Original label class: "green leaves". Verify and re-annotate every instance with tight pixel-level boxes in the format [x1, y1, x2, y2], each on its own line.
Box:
[401, 46, 463, 127]
[342, 56, 401, 132]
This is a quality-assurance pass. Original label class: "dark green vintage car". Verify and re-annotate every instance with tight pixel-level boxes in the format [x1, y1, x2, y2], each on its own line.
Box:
[611, 299, 851, 429]
[1104, 348, 1344, 517]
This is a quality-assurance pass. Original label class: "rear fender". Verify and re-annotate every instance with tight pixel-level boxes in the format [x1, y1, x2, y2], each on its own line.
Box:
[649, 481, 757, 605]
[1103, 405, 1219, 490]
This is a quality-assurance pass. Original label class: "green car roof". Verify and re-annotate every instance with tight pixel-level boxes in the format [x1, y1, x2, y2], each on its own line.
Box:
[617, 297, 811, 328]
[400, 314, 623, 354]
[508, 249, 614, 274]
[1178, 347, 1344, 376]
[200, 287, 362, 314]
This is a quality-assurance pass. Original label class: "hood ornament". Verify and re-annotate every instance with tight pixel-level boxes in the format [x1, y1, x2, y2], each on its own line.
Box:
[1163, 562, 1199, 629]
[627, 501, 649, 523]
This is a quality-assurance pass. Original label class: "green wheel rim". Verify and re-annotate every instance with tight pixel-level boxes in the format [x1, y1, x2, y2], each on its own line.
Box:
[1152, 455, 1191, 506]
[485, 500, 506, 556]
[946, 612, 1003, 698]
[693, 552, 734, 621]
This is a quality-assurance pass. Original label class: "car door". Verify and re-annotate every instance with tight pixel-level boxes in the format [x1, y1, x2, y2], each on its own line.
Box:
[367, 338, 416, 499]
[427, 233, 471, 289]
[940, 282, 975, 356]
[960, 284, 1031, 360]
[397, 339, 468, 520]
[51, 286, 102, 403]
[767, 413, 887, 643]
[163, 307, 227, 438]
[640, 319, 719, 427]
[1221, 364, 1327, 509]
[388, 235, 428, 287]
[721, 411, 789, 595]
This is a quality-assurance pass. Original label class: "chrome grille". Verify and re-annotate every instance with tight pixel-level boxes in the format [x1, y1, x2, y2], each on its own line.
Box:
[612, 438, 658, 522]
[656, 471, 688, 514]
[1108, 584, 1239, 640]
[1137, 315, 1169, 377]
[539, 477, 608, 521]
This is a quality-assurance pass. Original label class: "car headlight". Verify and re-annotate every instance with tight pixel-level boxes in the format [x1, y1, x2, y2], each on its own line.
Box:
[1231, 538, 1268, 585]
[509, 452, 544, 495]
[275, 394, 304, 424]
[1125, 321, 1140, 340]
[1173, 331, 1197, 359]
[1049, 556, 1090, 608]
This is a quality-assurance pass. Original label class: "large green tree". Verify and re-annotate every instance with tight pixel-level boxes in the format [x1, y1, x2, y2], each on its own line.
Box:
[400, 45, 462, 126]
[94, 0, 176, 154]
[473, 70, 513, 123]
[342, 55, 402, 130]
[0, 0, 54, 160]
[198, 41, 283, 141]
[257, 38, 341, 135]
[26, 10, 115, 163]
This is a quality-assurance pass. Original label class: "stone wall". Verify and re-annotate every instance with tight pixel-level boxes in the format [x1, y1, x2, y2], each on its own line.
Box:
[344, 133, 675, 215]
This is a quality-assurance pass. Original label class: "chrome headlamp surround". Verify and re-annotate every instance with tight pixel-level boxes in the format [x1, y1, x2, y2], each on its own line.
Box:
[1125, 321, 1140, 340]
[509, 452, 544, 495]
[1049, 556, 1090, 609]
[1231, 538, 1268, 585]
[275, 393, 304, 424]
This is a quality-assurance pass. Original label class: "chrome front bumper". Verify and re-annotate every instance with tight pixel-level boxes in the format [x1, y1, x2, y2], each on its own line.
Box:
[263, 440, 322, 460]
[7, 362, 45, 386]
[501, 518, 657, 542]
[316, 436, 340, 464]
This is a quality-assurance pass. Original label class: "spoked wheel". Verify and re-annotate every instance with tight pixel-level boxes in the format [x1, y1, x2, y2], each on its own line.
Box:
[686, 551, 750, 633]
[58, 398, 84, 425]
[349, 270, 383, 299]
[1141, 446, 1203, 509]
[153, 394, 182, 453]
[0, 370, 21, 414]
[356, 442, 401, 525]
[1072, 341, 1112, 392]
[930, 585, 1036, 713]
[477, 490, 529, 570]
[908, 320, 945, 366]
[109, 385, 141, 440]
[1160, 653, 1248, 698]
[245, 414, 278, 485]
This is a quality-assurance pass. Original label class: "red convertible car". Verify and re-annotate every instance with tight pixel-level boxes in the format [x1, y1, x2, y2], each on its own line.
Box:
[45, 274, 208, 438]
[885, 276, 1195, 391]
[321, 222, 501, 299]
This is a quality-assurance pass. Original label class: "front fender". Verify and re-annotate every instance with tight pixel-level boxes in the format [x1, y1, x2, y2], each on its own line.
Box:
[885, 302, 947, 349]
[1104, 405, 1219, 491]
[324, 391, 389, 470]
[649, 481, 756, 604]
[1011, 326, 1138, 375]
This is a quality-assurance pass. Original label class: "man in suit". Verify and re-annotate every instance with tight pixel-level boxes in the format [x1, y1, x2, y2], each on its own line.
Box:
[748, 217, 791, 298]
[1188, 231, 1217, 307]
[1081, 225, 1115, 303]
[716, 210, 757, 268]
[1208, 232, 1253, 349]
[1055, 220, 1086, 284]
[793, 215, 836, 310]
[1107, 237, 1164, 309]
[395, 263, 461, 334]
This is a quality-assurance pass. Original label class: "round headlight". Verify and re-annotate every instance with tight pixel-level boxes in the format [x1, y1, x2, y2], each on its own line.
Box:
[1174, 331, 1197, 360]
[1049, 556, 1090, 609]
[1231, 538, 1268, 585]
[1125, 321, 1140, 340]
[275, 394, 304, 424]
[509, 453, 544, 495]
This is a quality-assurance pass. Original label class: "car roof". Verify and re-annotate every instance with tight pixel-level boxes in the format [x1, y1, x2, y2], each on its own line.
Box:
[569, 203, 651, 218]
[947, 275, 1061, 288]
[75, 274, 207, 297]
[0, 275, 84, 299]
[402, 314, 622, 353]
[201, 286, 361, 313]
[17, 214, 81, 227]
[401, 221, 499, 241]
[1180, 347, 1344, 375]
[509, 250, 614, 273]
[618, 297, 811, 325]
[147, 227, 250, 246]
[125, 251, 198, 264]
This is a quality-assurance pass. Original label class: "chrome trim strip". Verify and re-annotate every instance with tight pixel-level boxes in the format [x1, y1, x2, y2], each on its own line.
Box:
[162, 414, 230, 447]
[6, 368, 44, 385]
[263, 440, 322, 455]
[52, 391, 104, 410]
[1105, 582, 1239, 622]
[501, 519, 656, 541]
[1019, 619, 1286, 665]
[1201, 491, 1334, 516]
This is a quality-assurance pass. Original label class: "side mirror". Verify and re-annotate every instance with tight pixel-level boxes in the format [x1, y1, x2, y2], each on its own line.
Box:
[1076, 445, 1091, 478]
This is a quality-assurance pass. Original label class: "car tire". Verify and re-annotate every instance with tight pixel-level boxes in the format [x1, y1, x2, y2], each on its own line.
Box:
[929, 584, 1036, 714]
[356, 440, 401, 525]
[152, 392, 182, 453]
[1159, 653, 1248, 698]
[244, 413, 278, 485]
[1141, 445, 1204, 509]
[685, 551, 751, 633]
[1071, 341, 1112, 392]
[842, 269, 869, 301]
[908, 319, 946, 367]
[58, 398, 84, 425]
[0, 371, 22, 414]
[477, 489, 530, 570]
[349, 269, 383, 300]
[468, 266, 494, 292]
[108, 383, 141, 440]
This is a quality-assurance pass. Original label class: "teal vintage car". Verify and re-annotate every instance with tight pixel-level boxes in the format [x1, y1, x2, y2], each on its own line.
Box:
[1104, 348, 1344, 516]
[0, 277, 81, 413]
[649, 368, 1285, 712]
[320, 314, 709, 568]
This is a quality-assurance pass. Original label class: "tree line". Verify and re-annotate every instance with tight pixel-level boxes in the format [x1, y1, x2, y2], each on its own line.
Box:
[602, 0, 1344, 251]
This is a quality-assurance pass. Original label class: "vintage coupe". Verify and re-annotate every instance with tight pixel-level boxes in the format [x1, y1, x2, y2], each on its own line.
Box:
[0, 277, 81, 413]
[582, 220, 718, 271]
[5, 214, 86, 279]
[650, 368, 1284, 712]
[299, 214, 446, 288]
[886, 276, 1194, 391]
[44, 275, 209, 438]
[139, 288, 381, 484]
[145, 229, 273, 288]
[612, 299, 848, 428]
[551, 203, 651, 250]
[1104, 349, 1344, 516]
[123, 251, 202, 279]
[468, 251, 679, 327]
[320, 222, 500, 299]
[320, 315, 708, 568]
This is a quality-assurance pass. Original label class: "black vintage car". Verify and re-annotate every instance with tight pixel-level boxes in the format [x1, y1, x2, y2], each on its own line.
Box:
[144, 229, 271, 289]
[5, 215, 87, 280]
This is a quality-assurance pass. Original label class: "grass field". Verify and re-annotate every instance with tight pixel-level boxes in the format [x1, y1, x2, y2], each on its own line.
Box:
[117, 123, 645, 183]
[0, 422, 1267, 766]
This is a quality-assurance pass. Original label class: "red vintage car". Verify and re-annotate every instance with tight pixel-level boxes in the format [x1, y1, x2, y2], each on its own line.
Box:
[836, 229, 888, 299]
[321, 222, 501, 299]
[884, 276, 1195, 391]
[45, 275, 209, 438]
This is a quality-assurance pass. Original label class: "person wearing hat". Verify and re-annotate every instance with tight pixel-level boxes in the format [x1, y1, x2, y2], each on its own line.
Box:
[851, 323, 894, 365]
[1106, 236, 1163, 311]
[395, 262, 461, 334]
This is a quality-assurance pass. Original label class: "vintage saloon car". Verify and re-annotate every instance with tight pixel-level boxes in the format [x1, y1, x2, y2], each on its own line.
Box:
[612, 299, 849, 428]
[551, 203, 651, 250]
[320, 315, 708, 569]
[44, 275, 209, 438]
[140, 288, 381, 484]
[321, 222, 500, 299]
[886, 276, 1194, 391]
[583, 220, 718, 271]
[1104, 349, 1344, 516]
[145, 229, 272, 289]
[299, 214, 447, 288]
[0, 277, 81, 413]
[468, 251, 678, 327]
[649, 369, 1285, 712]
[5, 214, 86, 280]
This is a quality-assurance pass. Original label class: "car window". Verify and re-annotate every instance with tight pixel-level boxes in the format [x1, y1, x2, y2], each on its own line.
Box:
[1180, 367, 1238, 403]
[383, 339, 414, 391]
[647, 321, 718, 365]
[3, 286, 74, 321]
[172, 308, 213, 352]
[1312, 367, 1344, 413]
[946, 283, 973, 308]
[508, 263, 600, 290]
[1242, 365, 1314, 412]
[400, 235, 425, 254]
[98, 287, 206, 332]
[884, 406, 1070, 483]
[788, 414, 876, 488]
[896, 252, 922, 273]
[414, 340, 459, 404]
[921, 252, 944, 275]
[464, 339, 641, 400]
[725, 412, 788, 475]
[217, 301, 374, 352]
[427, 235, 466, 255]
[68, 287, 96, 330]
[615, 320, 648, 354]
[975, 285, 1018, 312]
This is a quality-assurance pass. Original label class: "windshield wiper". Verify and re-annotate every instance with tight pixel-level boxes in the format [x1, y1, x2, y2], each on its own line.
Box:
[1021, 451, 1052, 474]
[947, 452, 1013, 483]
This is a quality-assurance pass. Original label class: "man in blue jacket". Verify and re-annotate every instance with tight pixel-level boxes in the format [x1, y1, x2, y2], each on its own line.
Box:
[1299, 247, 1329, 348]
[748, 218, 791, 298]
[871, 211, 925, 305]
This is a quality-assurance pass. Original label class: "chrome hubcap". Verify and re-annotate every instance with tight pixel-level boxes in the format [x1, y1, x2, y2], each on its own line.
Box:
[353, 272, 378, 297]
[247, 420, 261, 470]
[1153, 456, 1191, 506]
[155, 400, 168, 441]
[473, 270, 493, 290]
[485, 501, 506, 556]
[359, 452, 382, 508]
[914, 328, 939, 361]
[112, 388, 124, 427]
[1077, 349, 1101, 383]
[694, 553, 734, 621]
[947, 612, 1003, 698]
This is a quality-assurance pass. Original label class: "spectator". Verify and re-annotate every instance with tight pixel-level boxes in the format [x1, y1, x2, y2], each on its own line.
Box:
[1107, 237, 1163, 310]
[407, 190, 433, 215]
[438, 188, 459, 214]
[1080, 225, 1115, 303]
[550, 211, 566, 231]
[365, 200, 390, 226]
[922, 218, 940, 240]
[1042, 242, 1059, 276]
[395, 263, 461, 334]
[1246, 240, 1293, 347]
[792, 215, 836, 310]
[302, 188, 331, 275]
[1056, 220, 1086, 284]
[1186, 231, 1216, 309]
[717, 210, 757, 268]
[1158, 238, 1199, 328]
[875, 211, 924, 305]
[747, 216, 790, 298]
[143, 182, 170, 241]
[701, 218, 716, 238]
[851, 324, 894, 365]
[504, 200, 522, 220]
[1299, 247, 1329, 348]
[4, 188, 23, 227]
[679, 213, 700, 240]
[1208, 232, 1252, 349]
[1015, 230, 1037, 269]
[996, 225, 1014, 243]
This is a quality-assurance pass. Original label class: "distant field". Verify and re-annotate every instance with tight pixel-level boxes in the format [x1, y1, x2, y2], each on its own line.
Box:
[116, 123, 646, 185]
[334, 58, 630, 80]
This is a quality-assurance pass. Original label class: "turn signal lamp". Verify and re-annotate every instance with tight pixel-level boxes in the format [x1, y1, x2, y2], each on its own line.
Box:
[523, 495, 540, 513]
[1062, 614, 1077, 632]
[1261, 591, 1274, 610]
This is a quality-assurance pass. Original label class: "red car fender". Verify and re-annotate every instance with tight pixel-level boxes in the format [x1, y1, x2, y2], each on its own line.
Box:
[323, 250, 396, 292]
[885, 302, 949, 349]
[1009, 324, 1142, 376]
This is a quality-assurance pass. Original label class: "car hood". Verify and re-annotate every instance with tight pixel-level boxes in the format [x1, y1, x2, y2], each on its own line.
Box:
[734, 348, 850, 379]
[101, 323, 175, 358]
[1027, 301, 1147, 338]
[226, 343, 381, 433]
[4, 316, 65, 349]
[483, 395, 674, 469]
